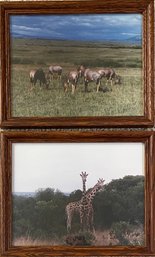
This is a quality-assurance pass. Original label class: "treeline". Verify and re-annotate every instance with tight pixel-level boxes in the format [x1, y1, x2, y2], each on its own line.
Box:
[13, 175, 144, 241]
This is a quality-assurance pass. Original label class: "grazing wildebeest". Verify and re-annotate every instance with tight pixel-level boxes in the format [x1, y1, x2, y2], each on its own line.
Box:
[77, 65, 86, 78]
[77, 66, 102, 92]
[49, 65, 62, 80]
[64, 71, 79, 94]
[29, 68, 50, 90]
[84, 69, 102, 92]
[97, 68, 122, 86]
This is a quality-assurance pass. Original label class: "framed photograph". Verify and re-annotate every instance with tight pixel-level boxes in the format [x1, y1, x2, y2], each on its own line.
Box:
[1, 130, 155, 256]
[0, 0, 154, 128]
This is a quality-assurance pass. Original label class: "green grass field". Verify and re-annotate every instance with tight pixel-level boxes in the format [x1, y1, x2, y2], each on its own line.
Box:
[11, 38, 143, 117]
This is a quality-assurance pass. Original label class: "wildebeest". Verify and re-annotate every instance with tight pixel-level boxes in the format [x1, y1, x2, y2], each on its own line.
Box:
[77, 65, 102, 92]
[84, 69, 102, 92]
[49, 65, 62, 80]
[97, 68, 122, 86]
[77, 65, 86, 78]
[63, 71, 79, 94]
[29, 68, 50, 90]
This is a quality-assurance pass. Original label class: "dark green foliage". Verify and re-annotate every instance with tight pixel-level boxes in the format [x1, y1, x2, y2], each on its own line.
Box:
[36, 188, 55, 201]
[65, 231, 95, 246]
[68, 189, 82, 202]
[13, 188, 68, 240]
[94, 175, 144, 229]
[13, 176, 144, 243]
[111, 221, 131, 245]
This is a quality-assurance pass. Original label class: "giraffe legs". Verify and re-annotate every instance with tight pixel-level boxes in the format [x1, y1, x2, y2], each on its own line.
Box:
[66, 207, 73, 233]
[90, 208, 95, 233]
[86, 206, 95, 232]
[66, 214, 72, 232]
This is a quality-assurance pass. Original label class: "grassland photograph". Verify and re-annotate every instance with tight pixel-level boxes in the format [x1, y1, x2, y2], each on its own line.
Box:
[12, 142, 145, 246]
[10, 14, 143, 117]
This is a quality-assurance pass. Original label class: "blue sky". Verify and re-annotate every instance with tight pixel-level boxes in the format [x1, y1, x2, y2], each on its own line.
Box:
[10, 14, 142, 42]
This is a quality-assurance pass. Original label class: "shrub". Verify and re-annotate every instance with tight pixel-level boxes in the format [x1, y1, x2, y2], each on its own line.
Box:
[111, 221, 131, 245]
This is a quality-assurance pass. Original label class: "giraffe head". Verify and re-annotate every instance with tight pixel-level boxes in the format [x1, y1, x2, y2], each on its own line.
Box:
[80, 171, 88, 183]
[86, 178, 105, 201]
[96, 178, 105, 192]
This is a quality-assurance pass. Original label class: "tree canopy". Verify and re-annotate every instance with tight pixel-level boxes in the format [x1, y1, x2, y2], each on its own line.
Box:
[13, 175, 144, 242]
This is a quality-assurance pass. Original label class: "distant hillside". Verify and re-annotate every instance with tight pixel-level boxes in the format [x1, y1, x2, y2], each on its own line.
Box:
[11, 34, 141, 46]
[13, 192, 36, 197]
[126, 35, 142, 44]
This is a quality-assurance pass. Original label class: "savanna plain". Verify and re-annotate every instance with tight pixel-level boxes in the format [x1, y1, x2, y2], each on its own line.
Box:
[11, 38, 143, 117]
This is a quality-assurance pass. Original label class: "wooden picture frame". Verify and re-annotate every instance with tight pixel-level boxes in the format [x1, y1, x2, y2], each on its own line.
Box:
[0, 130, 155, 256]
[0, 0, 154, 128]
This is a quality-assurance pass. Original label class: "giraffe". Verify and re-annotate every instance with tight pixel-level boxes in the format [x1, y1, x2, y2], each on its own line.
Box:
[65, 172, 88, 232]
[80, 171, 88, 230]
[80, 171, 88, 197]
[83, 178, 105, 231]
[66, 178, 105, 232]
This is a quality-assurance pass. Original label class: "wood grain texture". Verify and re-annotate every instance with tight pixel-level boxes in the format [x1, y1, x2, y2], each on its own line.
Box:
[0, 130, 155, 256]
[0, 0, 154, 128]
[0, 0, 153, 13]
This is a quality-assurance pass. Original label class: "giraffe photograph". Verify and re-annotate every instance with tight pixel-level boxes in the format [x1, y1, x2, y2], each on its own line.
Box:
[12, 142, 145, 247]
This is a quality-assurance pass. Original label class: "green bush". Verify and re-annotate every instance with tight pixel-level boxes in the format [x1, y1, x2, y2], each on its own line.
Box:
[111, 221, 131, 245]
[13, 176, 144, 242]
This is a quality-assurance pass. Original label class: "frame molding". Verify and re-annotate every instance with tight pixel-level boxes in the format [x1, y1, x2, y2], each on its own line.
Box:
[0, 130, 154, 256]
[0, 0, 154, 128]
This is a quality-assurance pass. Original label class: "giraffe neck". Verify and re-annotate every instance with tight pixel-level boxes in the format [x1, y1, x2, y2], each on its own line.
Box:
[86, 184, 100, 202]
[82, 180, 86, 196]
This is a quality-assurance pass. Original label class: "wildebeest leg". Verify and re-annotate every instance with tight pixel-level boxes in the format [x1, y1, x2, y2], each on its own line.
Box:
[106, 78, 109, 86]
[84, 81, 88, 92]
[96, 79, 100, 93]
[58, 73, 62, 80]
[30, 77, 35, 91]
[71, 84, 75, 94]
[64, 82, 68, 93]
[49, 73, 52, 82]
[29, 81, 33, 91]
[49, 73, 53, 82]
[32, 78, 37, 90]
[109, 74, 113, 86]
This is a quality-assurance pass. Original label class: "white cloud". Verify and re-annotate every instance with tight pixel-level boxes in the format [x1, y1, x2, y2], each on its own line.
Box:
[10, 14, 142, 40]
[121, 32, 140, 36]
[12, 24, 41, 32]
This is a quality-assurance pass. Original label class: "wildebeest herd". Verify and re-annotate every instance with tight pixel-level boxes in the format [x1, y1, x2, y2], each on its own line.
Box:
[29, 65, 122, 94]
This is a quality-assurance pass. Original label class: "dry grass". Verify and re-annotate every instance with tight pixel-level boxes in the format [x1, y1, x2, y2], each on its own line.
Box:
[94, 227, 144, 246]
[13, 236, 65, 246]
[13, 228, 144, 247]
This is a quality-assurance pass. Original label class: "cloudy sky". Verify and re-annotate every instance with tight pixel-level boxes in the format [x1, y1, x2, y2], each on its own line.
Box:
[10, 14, 142, 42]
[12, 142, 144, 193]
